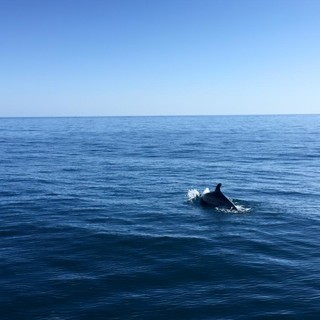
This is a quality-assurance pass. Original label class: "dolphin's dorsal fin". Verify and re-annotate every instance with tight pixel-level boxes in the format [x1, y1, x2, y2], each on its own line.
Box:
[215, 183, 222, 192]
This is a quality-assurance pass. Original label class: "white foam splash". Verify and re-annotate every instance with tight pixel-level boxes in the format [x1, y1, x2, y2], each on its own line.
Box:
[202, 187, 210, 195]
[187, 189, 201, 201]
[235, 205, 251, 213]
[215, 204, 251, 213]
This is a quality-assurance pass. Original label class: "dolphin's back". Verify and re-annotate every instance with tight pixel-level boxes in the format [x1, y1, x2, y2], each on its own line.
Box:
[201, 191, 225, 207]
[200, 184, 237, 210]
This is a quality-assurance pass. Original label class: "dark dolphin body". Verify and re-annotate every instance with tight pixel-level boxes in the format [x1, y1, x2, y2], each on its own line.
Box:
[200, 183, 238, 211]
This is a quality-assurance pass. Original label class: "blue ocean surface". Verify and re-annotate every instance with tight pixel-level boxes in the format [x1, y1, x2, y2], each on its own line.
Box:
[1, 115, 320, 319]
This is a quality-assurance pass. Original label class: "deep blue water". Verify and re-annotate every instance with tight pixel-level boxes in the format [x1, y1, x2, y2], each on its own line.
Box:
[1, 115, 320, 320]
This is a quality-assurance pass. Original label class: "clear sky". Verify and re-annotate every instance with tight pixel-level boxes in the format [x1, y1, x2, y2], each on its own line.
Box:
[1, 0, 319, 117]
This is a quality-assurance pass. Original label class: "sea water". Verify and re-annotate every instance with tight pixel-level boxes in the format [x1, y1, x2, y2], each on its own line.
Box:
[0, 115, 319, 319]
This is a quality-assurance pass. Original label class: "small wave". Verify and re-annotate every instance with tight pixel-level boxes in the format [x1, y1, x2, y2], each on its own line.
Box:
[235, 204, 251, 213]
[214, 204, 251, 214]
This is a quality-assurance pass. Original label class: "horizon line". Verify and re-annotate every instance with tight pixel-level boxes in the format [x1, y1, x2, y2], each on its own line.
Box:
[0, 113, 319, 119]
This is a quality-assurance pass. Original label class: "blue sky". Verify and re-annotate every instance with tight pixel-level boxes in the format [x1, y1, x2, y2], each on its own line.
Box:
[1, 0, 319, 116]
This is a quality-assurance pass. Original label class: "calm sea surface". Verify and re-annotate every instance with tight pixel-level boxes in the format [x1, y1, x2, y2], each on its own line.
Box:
[1, 115, 320, 319]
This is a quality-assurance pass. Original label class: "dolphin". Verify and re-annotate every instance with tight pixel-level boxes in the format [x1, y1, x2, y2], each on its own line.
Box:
[200, 183, 238, 211]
